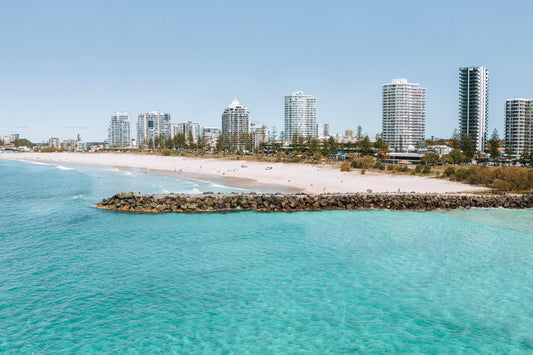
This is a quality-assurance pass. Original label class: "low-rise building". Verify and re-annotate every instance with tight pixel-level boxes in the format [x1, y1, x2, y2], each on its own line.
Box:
[203, 127, 220, 148]
[250, 124, 269, 149]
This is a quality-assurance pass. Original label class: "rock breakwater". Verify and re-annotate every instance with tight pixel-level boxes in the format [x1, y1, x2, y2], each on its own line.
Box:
[96, 192, 533, 213]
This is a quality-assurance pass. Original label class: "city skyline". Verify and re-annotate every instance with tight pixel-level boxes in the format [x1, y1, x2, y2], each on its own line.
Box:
[1, 1, 533, 142]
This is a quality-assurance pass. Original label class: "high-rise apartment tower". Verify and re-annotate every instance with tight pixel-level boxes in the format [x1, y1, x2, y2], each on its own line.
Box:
[284, 91, 317, 140]
[505, 98, 533, 159]
[108, 112, 131, 148]
[221, 99, 250, 137]
[382, 78, 426, 150]
[137, 111, 171, 148]
[459, 66, 489, 152]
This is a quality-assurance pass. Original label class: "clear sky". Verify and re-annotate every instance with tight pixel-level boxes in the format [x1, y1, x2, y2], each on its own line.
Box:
[1, 0, 533, 142]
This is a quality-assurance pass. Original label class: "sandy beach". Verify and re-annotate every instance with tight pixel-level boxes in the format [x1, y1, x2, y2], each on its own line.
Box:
[1, 152, 486, 194]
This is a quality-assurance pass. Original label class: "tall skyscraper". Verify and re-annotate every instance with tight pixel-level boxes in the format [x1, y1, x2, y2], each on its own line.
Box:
[221, 99, 250, 137]
[137, 111, 171, 148]
[382, 79, 426, 150]
[284, 91, 317, 141]
[459, 66, 489, 152]
[108, 112, 131, 148]
[505, 98, 533, 159]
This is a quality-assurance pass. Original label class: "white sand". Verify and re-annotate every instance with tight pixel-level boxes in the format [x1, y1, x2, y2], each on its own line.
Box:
[1, 152, 487, 194]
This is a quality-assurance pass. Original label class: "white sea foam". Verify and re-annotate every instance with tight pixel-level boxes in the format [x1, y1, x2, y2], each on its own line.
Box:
[55, 165, 77, 171]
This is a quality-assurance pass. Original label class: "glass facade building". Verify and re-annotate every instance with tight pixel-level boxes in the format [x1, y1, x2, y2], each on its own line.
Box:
[459, 67, 489, 152]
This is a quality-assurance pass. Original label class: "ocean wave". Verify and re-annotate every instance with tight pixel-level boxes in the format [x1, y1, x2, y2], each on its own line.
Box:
[55, 165, 78, 171]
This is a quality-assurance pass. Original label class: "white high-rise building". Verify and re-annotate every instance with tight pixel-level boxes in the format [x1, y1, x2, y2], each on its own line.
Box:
[171, 121, 201, 142]
[459, 66, 489, 152]
[108, 112, 131, 148]
[317, 123, 329, 139]
[284, 91, 317, 141]
[382, 78, 426, 150]
[505, 98, 533, 159]
[137, 111, 171, 148]
[221, 99, 250, 137]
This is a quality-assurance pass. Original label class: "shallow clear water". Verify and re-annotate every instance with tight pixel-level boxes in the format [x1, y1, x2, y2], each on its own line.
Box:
[1, 159, 533, 352]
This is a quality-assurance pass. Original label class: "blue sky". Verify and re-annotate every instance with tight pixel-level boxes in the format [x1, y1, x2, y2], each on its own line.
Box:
[1, 0, 533, 142]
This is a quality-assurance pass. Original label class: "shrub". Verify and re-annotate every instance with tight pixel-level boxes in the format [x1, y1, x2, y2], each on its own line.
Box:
[361, 168, 366, 175]
[444, 166, 456, 177]
[351, 156, 374, 169]
[340, 161, 351, 172]
[454, 168, 471, 181]
[415, 164, 423, 173]
[160, 148, 172, 156]
[422, 165, 431, 174]
[373, 161, 384, 170]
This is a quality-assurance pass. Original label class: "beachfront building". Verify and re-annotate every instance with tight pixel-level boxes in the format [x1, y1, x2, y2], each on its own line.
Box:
[1, 134, 17, 145]
[505, 98, 533, 159]
[203, 127, 220, 148]
[108, 112, 131, 148]
[62, 138, 77, 151]
[459, 66, 489, 152]
[382, 78, 426, 151]
[137, 111, 171, 148]
[171, 121, 201, 142]
[48, 137, 60, 149]
[250, 124, 269, 149]
[317, 123, 329, 139]
[221, 99, 250, 138]
[284, 91, 317, 141]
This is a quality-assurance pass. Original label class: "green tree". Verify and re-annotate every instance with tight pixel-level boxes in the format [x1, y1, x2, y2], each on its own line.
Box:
[486, 129, 501, 160]
[356, 125, 363, 139]
[421, 152, 439, 166]
[461, 134, 475, 161]
[323, 136, 338, 156]
[444, 149, 465, 164]
[197, 133, 206, 151]
[450, 129, 461, 149]
[173, 133, 186, 150]
[308, 136, 319, 156]
[13, 138, 34, 147]
[359, 135, 373, 156]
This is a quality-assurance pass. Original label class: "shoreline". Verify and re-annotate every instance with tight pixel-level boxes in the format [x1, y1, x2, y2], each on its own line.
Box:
[0, 152, 488, 194]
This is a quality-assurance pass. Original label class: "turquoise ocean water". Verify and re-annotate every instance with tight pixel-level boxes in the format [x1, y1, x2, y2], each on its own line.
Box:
[1, 159, 533, 353]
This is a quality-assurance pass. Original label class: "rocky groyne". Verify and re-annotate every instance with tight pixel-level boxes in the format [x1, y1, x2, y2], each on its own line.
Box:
[96, 192, 533, 213]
